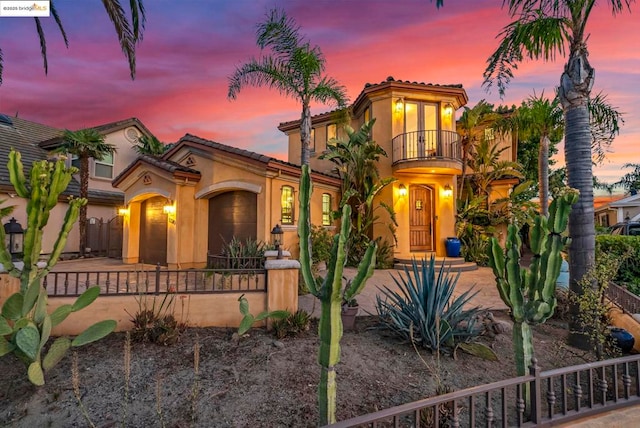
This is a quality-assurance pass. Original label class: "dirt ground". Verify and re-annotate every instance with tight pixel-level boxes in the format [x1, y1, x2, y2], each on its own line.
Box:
[0, 311, 594, 428]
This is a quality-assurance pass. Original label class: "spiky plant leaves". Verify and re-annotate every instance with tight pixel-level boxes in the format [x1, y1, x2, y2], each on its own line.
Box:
[50, 305, 73, 327]
[71, 320, 117, 347]
[71, 286, 101, 312]
[254, 310, 289, 322]
[0, 336, 15, 356]
[0, 316, 12, 335]
[16, 325, 40, 360]
[457, 342, 499, 361]
[238, 315, 255, 336]
[2, 293, 24, 321]
[27, 361, 44, 386]
[43, 337, 71, 371]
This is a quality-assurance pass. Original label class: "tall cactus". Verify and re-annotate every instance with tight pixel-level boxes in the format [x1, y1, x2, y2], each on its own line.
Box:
[298, 164, 377, 426]
[0, 150, 116, 385]
[487, 189, 578, 377]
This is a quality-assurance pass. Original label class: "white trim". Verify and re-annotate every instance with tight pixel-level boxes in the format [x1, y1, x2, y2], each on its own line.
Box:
[195, 181, 262, 199]
[126, 188, 172, 204]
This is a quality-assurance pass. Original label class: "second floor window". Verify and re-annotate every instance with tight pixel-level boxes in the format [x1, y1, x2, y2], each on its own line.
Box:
[326, 124, 337, 143]
[94, 153, 114, 179]
[281, 185, 295, 225]
[309, 128, 316, 153]
[484, 128, 495, 141]
[322, 193, 332, 226]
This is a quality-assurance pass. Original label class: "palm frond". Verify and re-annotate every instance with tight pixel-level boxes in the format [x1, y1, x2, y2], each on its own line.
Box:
[228, 57, 300, 100]
[483, 13, 567, 96]
[589, 92, 624, 165]
[256, 8, 302, 58]
[0, 48, 4, 86]
[311, 77, 349, 108]
[34, 18, 48, 75]
[50, 2, 69, 47]
[129, 0, 146, 42]
[101, 0, 140, 79]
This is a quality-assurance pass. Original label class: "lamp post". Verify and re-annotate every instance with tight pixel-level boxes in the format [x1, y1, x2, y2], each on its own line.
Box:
[271, 224, 284, 259]
[4, 217, 24, 260]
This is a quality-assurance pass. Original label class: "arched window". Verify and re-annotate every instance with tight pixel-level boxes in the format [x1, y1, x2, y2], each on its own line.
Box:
[281, 186, 295, 225]
[322, 193, 332, 226]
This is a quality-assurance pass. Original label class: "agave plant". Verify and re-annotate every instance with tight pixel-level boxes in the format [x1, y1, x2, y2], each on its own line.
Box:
[376, 257, 483, 353]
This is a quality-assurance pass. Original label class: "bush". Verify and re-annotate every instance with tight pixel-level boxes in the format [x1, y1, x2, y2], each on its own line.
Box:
[596, 235, 640, 286]
[310, 225, 334, 264]
[272, 310, 311, 339]
[375, 238, 395, 269]
[375, 256, 483, 353]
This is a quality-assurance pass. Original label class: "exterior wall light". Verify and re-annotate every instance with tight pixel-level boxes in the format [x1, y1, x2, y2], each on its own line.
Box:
[443, 102, 454, 116]
[163, 203, 176, 224]
[443, 184, 453, 198]
[398, 184, 407, 197]
[118, 207, 129, 216]
[271, 224, 284, 259]
[4, 217, 24, 260]
[395, 98, 404, 113]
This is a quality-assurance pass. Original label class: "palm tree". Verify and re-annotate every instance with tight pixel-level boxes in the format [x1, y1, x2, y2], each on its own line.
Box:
[513, 93, 563, 216]
[614, 164, 640, 193]
[467, 137, 524, 203]
[55, 129, 116, 258]
[457, 100, 502, 195]
[482, 0, 632, 348]
[228, 9, 348, 166]
[134, 134, 166, 156]
[0, 0, 145, 85]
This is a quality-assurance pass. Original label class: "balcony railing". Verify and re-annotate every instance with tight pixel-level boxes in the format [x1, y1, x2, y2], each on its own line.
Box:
[392, 130, 461, 164]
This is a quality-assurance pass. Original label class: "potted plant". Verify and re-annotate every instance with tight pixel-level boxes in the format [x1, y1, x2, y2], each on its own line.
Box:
[341, 297, 359, 331]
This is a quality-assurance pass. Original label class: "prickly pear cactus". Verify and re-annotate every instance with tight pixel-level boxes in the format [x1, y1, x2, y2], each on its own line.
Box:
[487, 189, 578, 376]
[0, 150, 116, 385]
[298, 164, 376, 426]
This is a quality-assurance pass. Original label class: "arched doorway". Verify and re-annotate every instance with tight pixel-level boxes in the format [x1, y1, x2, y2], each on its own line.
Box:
[208, 191, 257, 255]
[409, 185, 434, 252]
[140, 196, 168, 265]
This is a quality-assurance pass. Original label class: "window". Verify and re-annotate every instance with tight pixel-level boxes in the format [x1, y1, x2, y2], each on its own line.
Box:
[326, 124, 337, 143]
[94, 152, 114, 179]
[364, 106, 371, 123]
[309, 128, 316, 153]
[70, 154, 80, 170]
[322, 193, 332, 226]
[484, 128, 495, 141]
[281, 186, 295, 225]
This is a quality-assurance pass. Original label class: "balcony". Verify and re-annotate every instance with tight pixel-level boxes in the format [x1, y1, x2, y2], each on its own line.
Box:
[391, 130, 462, 174]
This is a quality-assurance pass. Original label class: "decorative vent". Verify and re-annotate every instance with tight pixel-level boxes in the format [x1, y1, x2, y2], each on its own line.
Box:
[143, 174, 152, 185]
[185, 156, 196, 167]
[125, 127, 140, 143]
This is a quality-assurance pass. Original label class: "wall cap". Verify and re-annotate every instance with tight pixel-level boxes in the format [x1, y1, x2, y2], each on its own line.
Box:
[264, 250, 291, 258]
[0, 261, 47, 273]
[265, 259, 300, 270]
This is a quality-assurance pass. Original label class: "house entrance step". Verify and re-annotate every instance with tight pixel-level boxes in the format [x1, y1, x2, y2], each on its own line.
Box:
[393, 257, 478, 272]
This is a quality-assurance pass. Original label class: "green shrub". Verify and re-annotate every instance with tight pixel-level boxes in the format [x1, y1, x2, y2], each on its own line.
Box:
[272, 310, 311, 339]
[375, 256, 483, 353]
[596, 235, 640, 286]
[310, 225, 333, 264]
[375, 238, 395, 269]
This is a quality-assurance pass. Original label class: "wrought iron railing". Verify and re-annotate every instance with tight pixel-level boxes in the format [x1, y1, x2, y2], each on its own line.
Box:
[44, 264, 266, 297]
[327, 355, 640, 427]
[391, 130, 461, 164]
[606, 282, 640, 314]
[207, 254, 265, 269]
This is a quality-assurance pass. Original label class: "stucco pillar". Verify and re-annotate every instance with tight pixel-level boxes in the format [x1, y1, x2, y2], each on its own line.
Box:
[122, 201, 141, 264]
[265, 259, 300, 327]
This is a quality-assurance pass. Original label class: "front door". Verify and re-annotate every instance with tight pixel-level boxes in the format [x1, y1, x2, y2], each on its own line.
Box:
[409, 185, 434, 252]
[140, 196, 168, 265]
[405, 101, 439, 158]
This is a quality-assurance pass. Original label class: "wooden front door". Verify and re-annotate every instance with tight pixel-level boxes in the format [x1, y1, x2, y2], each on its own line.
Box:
[140, 196, 168, 265]
[208, 191, 257, 255]
[409, 185, 434, 251]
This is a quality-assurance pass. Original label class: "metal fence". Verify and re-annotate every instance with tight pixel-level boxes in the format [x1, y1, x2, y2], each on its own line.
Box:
[44, 264, 266, 297]
[327, 355, 640, 427]
[606, 282, 640, 314]
[207, 254, 265, 269]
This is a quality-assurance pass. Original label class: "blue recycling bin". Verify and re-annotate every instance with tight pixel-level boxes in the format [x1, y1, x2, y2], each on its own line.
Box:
[445, 237, 461, 258]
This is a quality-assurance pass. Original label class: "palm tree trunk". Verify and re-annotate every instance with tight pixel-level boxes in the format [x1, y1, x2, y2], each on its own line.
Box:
[559, 47, 595, 350]
[539, 135, 550, 216]
[300, 101, 312, 166]
[79, 156, 89, 258]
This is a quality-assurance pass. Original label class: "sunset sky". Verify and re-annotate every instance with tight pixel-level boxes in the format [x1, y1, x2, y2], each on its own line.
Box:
[0, 0, 637, 185]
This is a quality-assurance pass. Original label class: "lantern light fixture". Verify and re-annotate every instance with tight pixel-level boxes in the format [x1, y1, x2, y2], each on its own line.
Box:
[398, 184, 407, 197]
[271, 224, 284, 259]
[4, 217, 24, 260]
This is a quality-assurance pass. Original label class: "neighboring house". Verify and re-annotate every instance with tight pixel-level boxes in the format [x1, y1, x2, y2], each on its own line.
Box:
[0, 114, 152, 257]
[278, 77, 516, 258]
[113, 134, 341, 268]
[595, 192, 640, 226]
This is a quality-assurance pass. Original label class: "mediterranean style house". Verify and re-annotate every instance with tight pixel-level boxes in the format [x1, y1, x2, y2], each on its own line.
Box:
[278, 77, 516, 259]
[0, 114, 152, 257]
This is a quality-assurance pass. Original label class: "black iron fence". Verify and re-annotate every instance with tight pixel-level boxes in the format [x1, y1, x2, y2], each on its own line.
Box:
[327, 355, 640, 427]
[606, 282, 640, 314]
[392, 130, 461, 164]
[44, 264, 266, 297]
[207, 254, 265, 269]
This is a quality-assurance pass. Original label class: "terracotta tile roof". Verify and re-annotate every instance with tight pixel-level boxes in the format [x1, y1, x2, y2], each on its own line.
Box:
[111, 153, 201, 186]
[0, 114, 124, 204]
[278, 76, 466, 131]
[594, 194, 626, 210]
